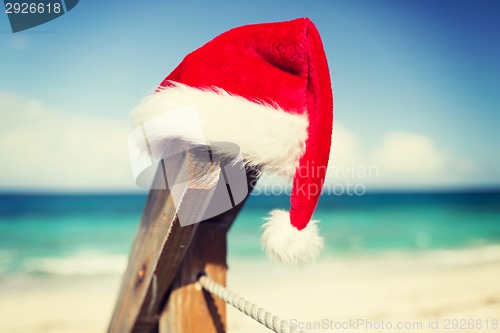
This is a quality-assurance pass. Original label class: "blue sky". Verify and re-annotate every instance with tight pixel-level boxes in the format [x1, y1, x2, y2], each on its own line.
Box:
[0, 0, 499, 191]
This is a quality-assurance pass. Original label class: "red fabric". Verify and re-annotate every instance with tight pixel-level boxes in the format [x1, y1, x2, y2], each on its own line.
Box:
[290, 20, 333, 230]
[160, 18, 333, 231]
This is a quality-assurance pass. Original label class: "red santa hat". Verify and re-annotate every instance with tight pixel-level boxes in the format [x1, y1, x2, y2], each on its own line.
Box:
[132, 18, 333, 265]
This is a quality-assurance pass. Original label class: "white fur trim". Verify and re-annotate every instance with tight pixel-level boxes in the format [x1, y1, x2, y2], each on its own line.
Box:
[132, 83, 308, 178]
[261, 209, 323, 266]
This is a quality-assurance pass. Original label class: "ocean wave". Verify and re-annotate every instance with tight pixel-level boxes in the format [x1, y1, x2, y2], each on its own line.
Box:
[323, 244, 500, 268]
[0, 250, 14, 265]
[426, 245, 500, 267]
[22, 251, 128, 276]
[8, 244, 500, 278]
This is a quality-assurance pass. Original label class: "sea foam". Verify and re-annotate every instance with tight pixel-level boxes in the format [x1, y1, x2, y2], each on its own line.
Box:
[23, 251, 128, 276]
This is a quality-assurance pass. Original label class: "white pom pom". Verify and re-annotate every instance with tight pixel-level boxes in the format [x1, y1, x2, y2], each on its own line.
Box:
[261, 209, 324, 266]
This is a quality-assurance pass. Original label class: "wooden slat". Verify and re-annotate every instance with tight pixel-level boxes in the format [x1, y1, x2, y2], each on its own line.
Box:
[108, 145, 257, 333]
[158, 221, 229, 333]
[108, 146, 217, 333]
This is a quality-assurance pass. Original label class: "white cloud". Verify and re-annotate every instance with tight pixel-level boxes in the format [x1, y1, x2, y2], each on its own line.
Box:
[255, 123, 468, 191]
[0, 92, 488, 191]
[372, 131, 449, 177]
[9, 35, 30, 50]
[324, 124, 377, 186]
[0, 92, 137, 191]
[330, 123, 362, 165]
[328, 125, 475, 189]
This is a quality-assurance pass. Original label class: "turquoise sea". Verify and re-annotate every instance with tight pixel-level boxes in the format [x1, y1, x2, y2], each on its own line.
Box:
[0, 190, 499, 277]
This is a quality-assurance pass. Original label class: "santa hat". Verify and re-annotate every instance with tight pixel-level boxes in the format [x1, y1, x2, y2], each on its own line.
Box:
[132, 18, 333, 265]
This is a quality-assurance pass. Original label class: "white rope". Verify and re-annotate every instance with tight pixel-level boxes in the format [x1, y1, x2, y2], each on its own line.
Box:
[198, 275, 307, 333]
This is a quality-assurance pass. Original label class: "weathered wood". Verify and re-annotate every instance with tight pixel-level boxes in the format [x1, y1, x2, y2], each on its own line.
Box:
[158, 221, 229, 333]
[156, 168, 257, 333]
[108, 146, 220, 333]
[108, 144, 257, 333]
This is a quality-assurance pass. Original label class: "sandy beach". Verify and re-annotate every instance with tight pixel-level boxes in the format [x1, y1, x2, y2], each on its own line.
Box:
[1, 251, 499, 333]
[227, 253, 500, 333]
